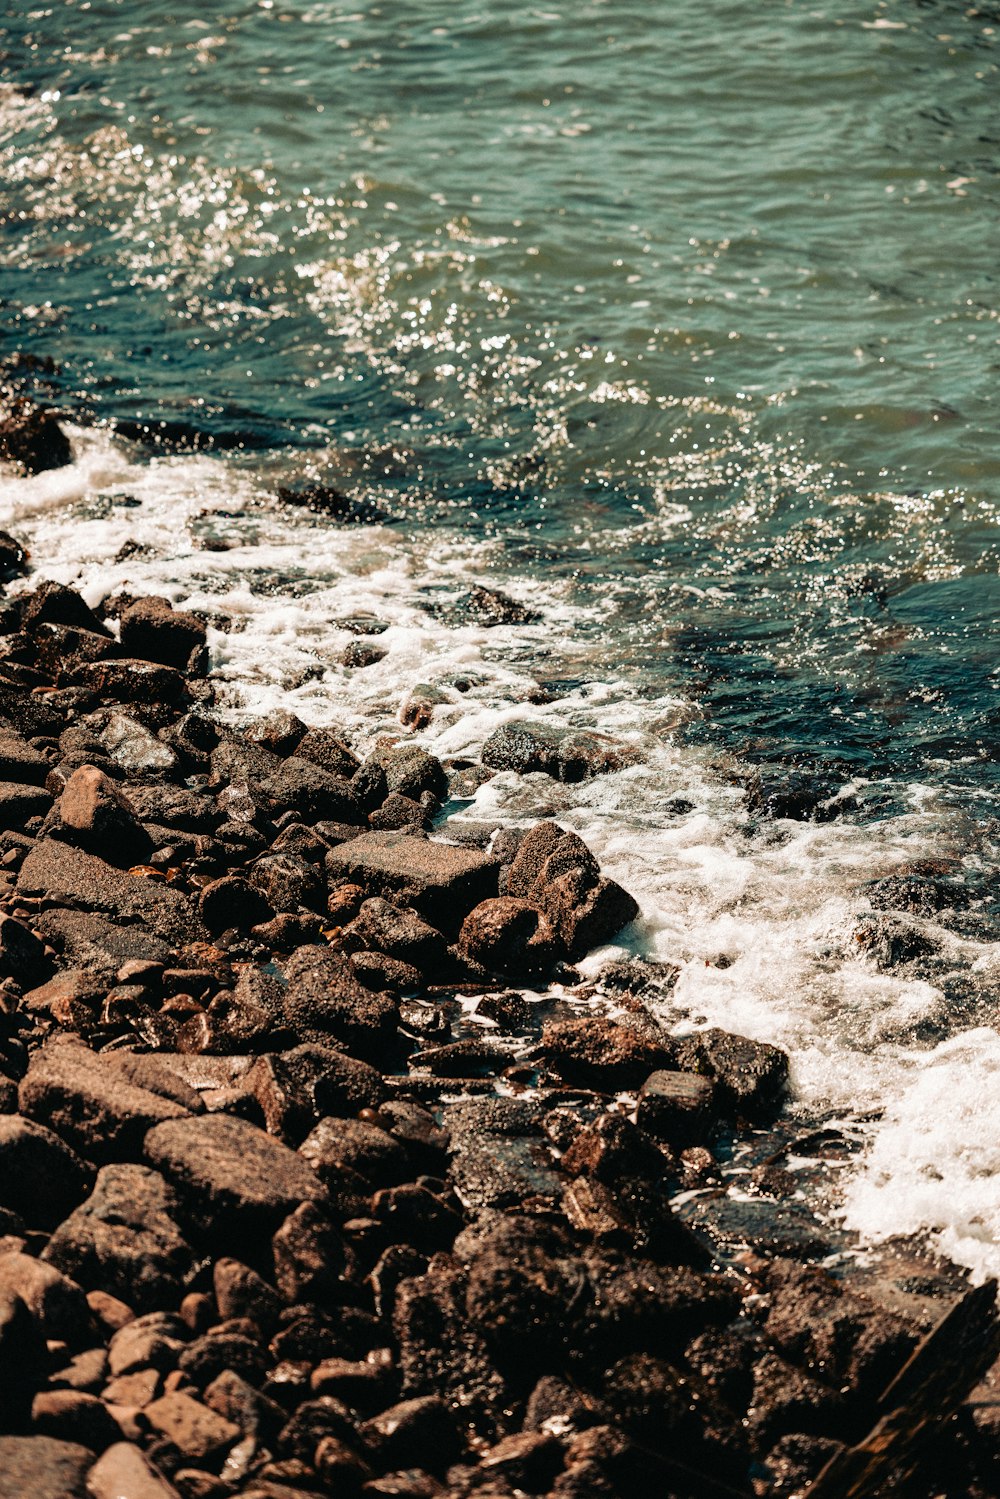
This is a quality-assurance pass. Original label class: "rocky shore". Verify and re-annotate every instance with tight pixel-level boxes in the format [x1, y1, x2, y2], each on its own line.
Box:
[1, 408, 1000, 1498]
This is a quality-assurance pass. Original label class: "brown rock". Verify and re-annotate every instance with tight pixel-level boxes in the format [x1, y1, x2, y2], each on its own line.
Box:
[119, 597, 206, 674]
[0, 725, 50, 784]
[22, 970, 104, 1029]
[0, 1435, 93, 1499]
[144, 1113, 326, 1239]
[58, 765, 152, 866]
[280, 945, 398, 1060]
[18, 839, 204, 946]
[325, 831, 498, 931]
[86, 1442, 180, 1499]
[299, 1117, 408, 1191]
[31, 1389, 121, 1452]
[0, 1287, 47, 1423]
[67, 658, 188, 706]
[0, 1252, 93, 1343]
[245, 1045, 385, 1144]
[0, 399, 72, 473]
[144, 1392, 240, 1462]
[107, 1313, 185, 1377]
[0, 1116, 94, 1229]
[19, 1039, 192, 1163]
[457, 897, 559, 976]
[213, 1259, 282, 1332]
[537, 1017, 675, 1091]
[0, 780, 52, 830]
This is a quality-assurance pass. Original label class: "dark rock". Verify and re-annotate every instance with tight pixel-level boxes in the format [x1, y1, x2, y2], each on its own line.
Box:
[67, 658, 188, 705]
[265, 758, 361, 824]
[0, 780, 52, 830]
[19, 1038, 192, 1163]
[373, 1183, 463, 1252]
[636, 1070, 715, 1145]
[127, 785, 219, 834]
[0, 726, 50, 784]
[0, 1435, 94, 1499]
[18, 839, 204, 946]
[22, 583, 108, 638]
[864, 874, 953, 917]
[459, 586, 540, 628]
[457, 897, 559, 976]
[537, 1017, 675, 1091]
[37, 908, 172, 978]
[0, 1116, 94, 1229]
[342, 640, 387, 668]
[360, 1396, 461, 1475]
[355, 951, 422, 994]
[144, 1391, 240, 1463]
[0, 1252, 93, 1344]
[245, 1045, 385, 1143]
[272, 1201, 345, 1302]
[43, 1163, 194, 1314]
[505, 822, 637, 959]
[475, 991, 531, 1032]
[0, 530, 28, 582]
[369, 792, 431, 833]
[300, 1116, 409, 1191]
[245, 709, 307, 757]
[31, 1389, 122, 1452]
[145, 1113, 327, 1241]
[281, 945, 398, 1061]
[57, 764, 152, 865]
[0, 1288, 47, 1425]
[178, 1330, 268, 1391]
[119, 596, 207, 673]
[204, 1368, 285, 1440]
[745, 1351, 844, 1446]
[393, 1259, 507, 1431]
[365, 744, 447, 803]
[200, 876, 274, 936]
[853, 913, 938, 970]
[100, 710, 179, 774]
[213, 1258, 283, 1331]
[0, 398, 72, 473]
[762, 1433, 844, 1496]
[326, 832, 498, 932]
[346, 898, 448, 970]
[249, 852, 326, 914]
[447, 1097, 563, 1214]
[270, 823, 333, 865]
[0, 912, 52, 986]
[672, 1028, 788, 1123]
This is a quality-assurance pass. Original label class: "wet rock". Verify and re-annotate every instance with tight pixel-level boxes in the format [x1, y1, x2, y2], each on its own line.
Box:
[0, 780, 52, 830]
[249, 853, 326, 914]
[20, 1039, 192, 1163]
[23, 584, 109, 639]
[265, 758, 361, 824]
[0, 530, 28, 582]
[355, 951, 422, 994]
[475, 991, 531, 1032]
[44, 1164, 195, 1314]
[38, 908, 172, 979]
[853, 913, 938, 969]
[213, 1258, 283, 1332]
[100, 711, 179, 775]
[244, 1045, 385, 1143]
[204, 1368, 285, 1440]
[270, 823, 332, 865]
[636, 1070, 715, 1145]
[671, 1028, 788, 1123]
[68, 658, 188, 706]
[342, 640, 387, 669]
[272, 1201, 345, 1302]
[365, 745, 447, 803]
[199, 875, 274, 936]
[762, 1433, 844, 1497]
[0, 1116, 94, 1229]
[457, 896, 559, 976]
[127, 785, 219, 834]
[481, 722, 637, 782]
[0, 1435, 94, 1499]
[145, 1392, 240, 1464]
[106, 1312, 185, 1377]
[0, 725, 50, 784]
[0, 398, 72, 473]
[745, 1351, 844, 1446]
[281, 945, 398, 1061]
[505, 822, 638, 959]
[145, 1113, 327, 1240]
[537, 1017, 675, 1091]
[864, 874, 953, 917]
[119, 597, 207, 674]
[393, 1259, 507, 1429]
[447, 1097, 563, 1214]
[178, 1329, 268, 1391]
[245, 709, 306, 758]
[0, 1252, 92, 1344]
[460, 586, 540, 628]
[369, 792, 431, 833]
[326, 831, 498, 932]
[86, 1442, 181, 1499]
[18, 839, 204, 946]
[57, 765, 152, 865]
[300, 1116, 409, 1191]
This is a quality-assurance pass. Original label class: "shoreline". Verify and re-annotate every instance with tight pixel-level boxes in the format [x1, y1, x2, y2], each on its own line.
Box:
[0, 409, 998, 1498]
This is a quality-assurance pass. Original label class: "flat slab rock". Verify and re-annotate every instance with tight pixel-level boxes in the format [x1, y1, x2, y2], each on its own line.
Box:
[326, 830, 498, 928]
[19, 1039, 193, 1164]
[144, 1113, 326, 1236]
[18, 839, 204, 946]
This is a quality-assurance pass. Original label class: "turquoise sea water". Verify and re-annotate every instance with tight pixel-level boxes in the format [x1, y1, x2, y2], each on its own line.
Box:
[4, 0, 1000, 1271]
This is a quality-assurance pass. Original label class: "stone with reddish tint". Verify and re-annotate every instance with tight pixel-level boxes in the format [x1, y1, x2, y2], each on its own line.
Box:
[325, 831, 498, 931]
[44, 1164, 193, 1314]
[144, 1392, 240, 1463]
[0, 1117, 94, 1229]
[281, 945, 398, 1061]
[86, 1442, 180, 1499]
[18, 839, 204, 946]
[145, 1113, 326, 1239]
[457, 896, 559, 976]
[19, 1039, 192, 1163]
[0, 1436, 93, 1499]
[0, 1253, 92, 1344]
[119, 597, 207, 673]
[0, 1288, 47, 1424]
[199, 875, 273, 936]
[244, 1045, 385, 1143]
[537, 1017, 676, 1092]
[58, 765, 151, 865]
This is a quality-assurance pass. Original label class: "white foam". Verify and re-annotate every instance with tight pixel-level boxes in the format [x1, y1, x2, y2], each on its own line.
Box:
[6, 438, 1000, 1277]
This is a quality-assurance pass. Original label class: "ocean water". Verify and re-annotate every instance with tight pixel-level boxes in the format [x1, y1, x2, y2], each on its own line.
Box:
[3, 0, 1000, 1276]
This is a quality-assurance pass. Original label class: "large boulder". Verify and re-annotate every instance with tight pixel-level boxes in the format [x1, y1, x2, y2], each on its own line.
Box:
[326, 831, 498, 932]
[280, 945, 398, 1061]
[18, 839, 204, 945]
[118, 596, 207, 673]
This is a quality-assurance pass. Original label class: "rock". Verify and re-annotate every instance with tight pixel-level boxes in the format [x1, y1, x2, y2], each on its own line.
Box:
[32, 1389, 122, 1453]
[0, 1287, 47, 1423]
[58, 765, 152, 865]
[460, 586, 540, 628]
[745, 1351, 844, 1446]
[39, 908, 173, 978]
[106, 1312, 185, 1377]
[86, 1442, 181, 1499]
[636, 1070, 715, 1145]
[248, 1048, 385, 1148]
[369, 792, 431, 833]
[0, 398, 72, 473]
[177, 1330, 268, 1392]
[326, 832, 498, 932]
[0, 1436, 93, 1499]
[144, 1392, 240, 1463]
[265, 759, 361, 824]
[0, 530, 28, 582]
[0, 780, 52, 830]
[365, 745, 447, 803]
[478, 1430, 563, 1490]
[44, 1164, 195, 1314]
[18, 839, 204, 946]
[100, 712, 178, 775]
[294, 729, 359, 780]
[359, 1396, 461, 1475]
[537, 1017, 675, 1091]
[446, 1097, 563, 1214]
[248, 853, 325, 914]
[213, 1259, 282, 1331]
[20, 1039, 193, 1163]
[853, 913, 938, 970]
[119, 597, 207, 673]
[505, 822, 637, 959]
[481, 722, 637, 782]
[280, 945, 398, 1061]
[299, 1115, 409, 1193]
[0, 1117, 94, 1229]
[0, 912, 52, 985]
[145, 1113, 327, 1240]
[341, 640, 386, 668]
[671, 1028, 788, 1124]
[198, 876, 273, 936]
[272, 1201, 345, 1302]
[126, 785, 219, 834]
[67, 659, 188, 706]
[346, 898, 448, 970]
[0, 1252, 92, 1344]
[0, 725, 50, 784]
[457, 897, 559, 976]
